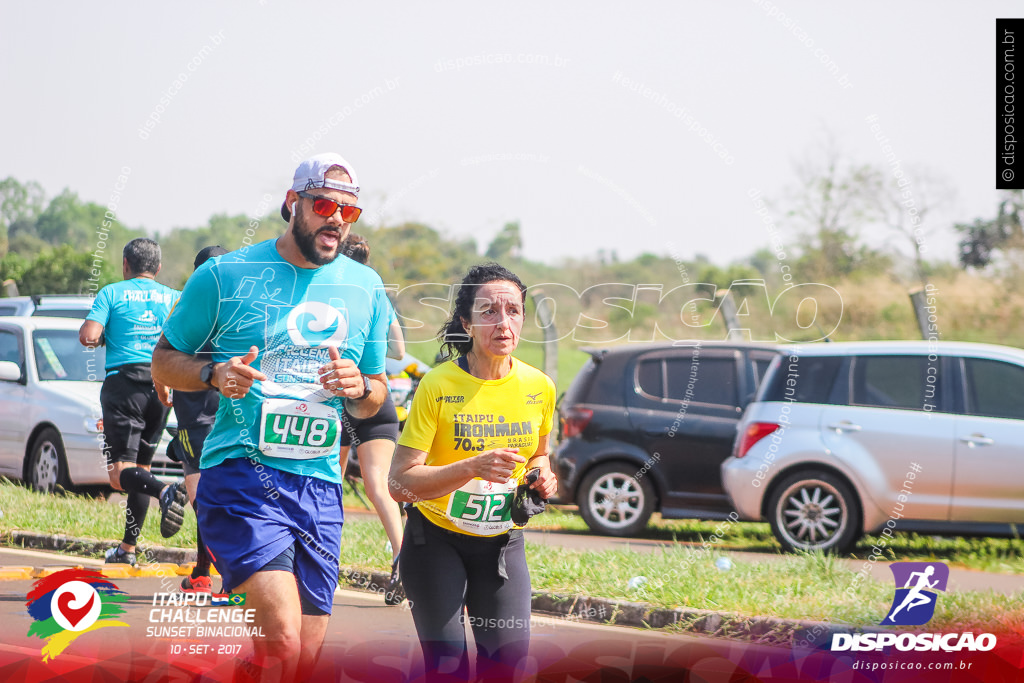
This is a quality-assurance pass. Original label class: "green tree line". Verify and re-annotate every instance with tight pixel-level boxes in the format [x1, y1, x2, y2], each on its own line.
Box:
[2, 157, 1021, 349]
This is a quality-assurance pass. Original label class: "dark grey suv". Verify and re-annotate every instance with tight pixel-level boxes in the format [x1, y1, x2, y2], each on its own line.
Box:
[552, 341, 779, 536]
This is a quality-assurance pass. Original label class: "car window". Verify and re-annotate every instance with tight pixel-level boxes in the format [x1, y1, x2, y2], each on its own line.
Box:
[964, 357, 1024, 420]
[753, 358, 773, 384]
[0, 329, 21, 366]
[636, 358, 663, 398]
[565, 356, 601, 405]
[762, 355, 842, 404]
[665, 356, 738, 407]
[32, 329, 105, 381]
[852, 355, 939, 411]
[0, 305, 21, 316]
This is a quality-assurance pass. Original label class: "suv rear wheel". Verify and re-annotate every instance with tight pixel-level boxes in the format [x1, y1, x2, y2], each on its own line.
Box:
[578, 462, 655, 537]
[767, 470, 860, 554]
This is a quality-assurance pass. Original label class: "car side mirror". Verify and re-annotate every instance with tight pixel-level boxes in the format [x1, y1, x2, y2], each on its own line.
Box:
[0, 360, 22, 382]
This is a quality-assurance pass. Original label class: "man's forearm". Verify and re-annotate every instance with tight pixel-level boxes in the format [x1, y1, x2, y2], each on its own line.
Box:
[344, 373, 388, 419]
[151, 335, 212, 392]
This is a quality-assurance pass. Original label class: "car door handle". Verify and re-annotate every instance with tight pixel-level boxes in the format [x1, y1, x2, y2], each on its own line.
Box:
[827, 421, 862, 433]
[959, 434, 994, 447]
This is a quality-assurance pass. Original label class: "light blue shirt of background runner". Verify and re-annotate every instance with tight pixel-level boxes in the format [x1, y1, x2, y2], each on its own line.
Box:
[86, 278, 180, 371]
[162, 239, 391, 484]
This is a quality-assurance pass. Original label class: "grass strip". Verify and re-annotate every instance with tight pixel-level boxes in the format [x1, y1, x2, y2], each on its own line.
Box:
[2, 481, 1022, 637]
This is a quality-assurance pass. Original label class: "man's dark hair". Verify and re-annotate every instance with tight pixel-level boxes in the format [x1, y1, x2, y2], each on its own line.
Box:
[123, 238, 162, 275]
[438, 262, 527, 360]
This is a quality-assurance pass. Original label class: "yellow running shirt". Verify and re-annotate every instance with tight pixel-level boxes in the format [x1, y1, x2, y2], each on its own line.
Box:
[398, 356, 555, 536]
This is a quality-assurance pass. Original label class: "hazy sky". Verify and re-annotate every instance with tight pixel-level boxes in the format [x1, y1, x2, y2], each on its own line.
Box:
[0, 2, 1014, 265]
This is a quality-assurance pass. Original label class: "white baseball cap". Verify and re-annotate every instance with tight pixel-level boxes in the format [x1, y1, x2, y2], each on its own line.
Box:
[281, 153, 360, 221]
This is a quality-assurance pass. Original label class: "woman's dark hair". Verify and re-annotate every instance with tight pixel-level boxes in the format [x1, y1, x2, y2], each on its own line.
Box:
[342, 233, 370, 265]
[438, 262, 527, 360]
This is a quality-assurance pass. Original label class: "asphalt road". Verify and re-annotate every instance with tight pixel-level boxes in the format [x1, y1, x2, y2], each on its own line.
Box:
[0, 547, 803, 682]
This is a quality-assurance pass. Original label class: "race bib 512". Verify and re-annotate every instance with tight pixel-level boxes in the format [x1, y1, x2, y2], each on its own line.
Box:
[446, 478, 516, 535]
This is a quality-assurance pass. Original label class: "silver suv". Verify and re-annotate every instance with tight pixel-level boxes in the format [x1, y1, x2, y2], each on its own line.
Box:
[721, 341, 1024, 553]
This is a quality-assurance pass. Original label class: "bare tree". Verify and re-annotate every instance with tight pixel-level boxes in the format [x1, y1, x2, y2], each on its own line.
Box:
[870, 167, 954, 289]
[780, 135, 890, 281]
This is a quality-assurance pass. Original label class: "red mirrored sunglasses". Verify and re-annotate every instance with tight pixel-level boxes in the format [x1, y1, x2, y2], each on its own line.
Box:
[297, 191, 362, 223]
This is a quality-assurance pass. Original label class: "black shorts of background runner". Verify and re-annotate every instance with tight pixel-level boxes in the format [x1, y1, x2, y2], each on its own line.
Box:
[339, 394, 399, 448]
[99, 364, 169, 466]
[400, 506, 531, 680]
[168, 425, 210, 476]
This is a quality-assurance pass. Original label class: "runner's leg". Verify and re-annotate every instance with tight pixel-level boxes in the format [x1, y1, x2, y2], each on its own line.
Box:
[298, 614, 330, 679]
[401, 514, 471, 680]
[184, 471, 200, 502]
[117, 382, 171, 498]
[119, 465, 164, 497]
[121, 491, 148, 550]
[464, 532, 531, 680]
[184, 472, 212, 578]
[174, 429, 210, 579]
[231, 570, 303, 683]
[357, 439, 404, 555]
[102, 374, 167, 554]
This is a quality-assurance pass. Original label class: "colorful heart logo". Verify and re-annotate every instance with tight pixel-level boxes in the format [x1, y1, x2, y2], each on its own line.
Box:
[56, 590, 95, 628]
[50, 581, 101, 632]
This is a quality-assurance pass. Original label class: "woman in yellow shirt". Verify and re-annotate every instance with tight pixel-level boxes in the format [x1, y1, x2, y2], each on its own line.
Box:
[390, 263, 557, 681]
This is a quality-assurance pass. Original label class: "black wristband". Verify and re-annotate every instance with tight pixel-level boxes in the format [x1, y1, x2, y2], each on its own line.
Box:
[199, 361, 217, 389]
[354, 374, 372, 400]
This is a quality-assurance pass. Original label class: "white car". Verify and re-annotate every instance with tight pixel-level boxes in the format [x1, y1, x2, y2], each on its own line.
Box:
[0, 316, 179, 492]
[722, 340, 1024, 553]
[0, 294, 96, 318]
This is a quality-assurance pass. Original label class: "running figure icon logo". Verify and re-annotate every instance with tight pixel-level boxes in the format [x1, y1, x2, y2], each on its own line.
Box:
[882, 562, 949, 626]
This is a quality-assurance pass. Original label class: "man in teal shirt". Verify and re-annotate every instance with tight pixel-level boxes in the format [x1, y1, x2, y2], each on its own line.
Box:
[152, 153, 390, 682]
[80, 237, 185, 565]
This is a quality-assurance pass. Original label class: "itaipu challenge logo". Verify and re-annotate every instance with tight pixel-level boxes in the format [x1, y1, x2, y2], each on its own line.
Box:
[26, 568, 129, 661]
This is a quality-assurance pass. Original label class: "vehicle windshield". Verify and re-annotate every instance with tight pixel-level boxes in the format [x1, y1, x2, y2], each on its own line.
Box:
[32, 329, 105, 381]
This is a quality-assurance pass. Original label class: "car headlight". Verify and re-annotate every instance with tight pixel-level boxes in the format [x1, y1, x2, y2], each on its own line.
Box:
[84, 417, 103, 433]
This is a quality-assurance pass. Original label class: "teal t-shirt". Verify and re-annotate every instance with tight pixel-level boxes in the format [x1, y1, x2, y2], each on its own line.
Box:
[86, 278, 180, 371]
[161, 239, 391, 484]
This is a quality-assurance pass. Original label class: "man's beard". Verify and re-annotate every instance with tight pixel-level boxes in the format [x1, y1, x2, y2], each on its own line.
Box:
[293, 212, 342, 266]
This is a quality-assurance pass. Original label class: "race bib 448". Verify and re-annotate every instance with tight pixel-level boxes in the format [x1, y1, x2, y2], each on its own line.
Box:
[259, 398, 339, 459]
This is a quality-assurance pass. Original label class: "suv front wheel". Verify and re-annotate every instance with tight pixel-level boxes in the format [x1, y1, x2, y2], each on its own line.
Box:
[578, 462, 656, 537]
[767, 470, 860, 554]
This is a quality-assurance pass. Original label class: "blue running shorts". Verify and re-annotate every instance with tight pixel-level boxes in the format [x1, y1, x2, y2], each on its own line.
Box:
[196, 457, 344, 614]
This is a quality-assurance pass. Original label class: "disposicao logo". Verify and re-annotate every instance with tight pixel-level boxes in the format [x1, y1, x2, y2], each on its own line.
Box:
[883, 561, 948, 626]
[26, 568, 129, 661]
[831, 562, 997, 653]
